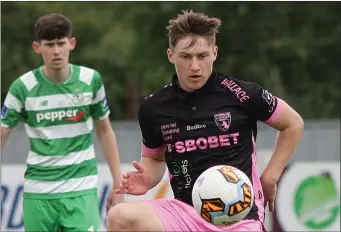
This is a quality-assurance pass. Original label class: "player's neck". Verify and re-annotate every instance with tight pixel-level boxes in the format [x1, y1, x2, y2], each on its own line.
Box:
[43, 65, 70, 84]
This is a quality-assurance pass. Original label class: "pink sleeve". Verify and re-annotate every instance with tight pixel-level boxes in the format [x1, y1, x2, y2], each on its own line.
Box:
[142, 143, 165, 157]
[265, 97, 285, 124]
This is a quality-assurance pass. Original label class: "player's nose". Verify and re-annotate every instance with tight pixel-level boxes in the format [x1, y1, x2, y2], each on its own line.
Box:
[190, 58, 200, 72]
[53, 45, 61, 54]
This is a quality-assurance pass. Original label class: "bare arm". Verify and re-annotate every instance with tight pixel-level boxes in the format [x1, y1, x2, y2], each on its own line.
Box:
[263, 100, 304, 181]
[141, 151, 167, 189]
[93, 118, 122, 188]
[1, 127, 12, 151]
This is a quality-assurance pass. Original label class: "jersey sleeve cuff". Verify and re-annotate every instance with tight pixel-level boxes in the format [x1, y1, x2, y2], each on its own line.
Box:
[142, 143, 165, 157]
[95, 111, 110, 121]
[1, 122, 9, 128]
[265, 97, 284, 124]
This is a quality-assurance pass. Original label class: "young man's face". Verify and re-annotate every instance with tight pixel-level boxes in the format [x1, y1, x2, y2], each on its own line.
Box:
[32, 37, 76, 71]
[167, 36, 218, 92]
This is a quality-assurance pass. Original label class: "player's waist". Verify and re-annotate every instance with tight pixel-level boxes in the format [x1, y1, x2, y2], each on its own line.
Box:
[23, 186, 98, 199]
[26, 144, 97, 170]
[23, 174, 99, 198]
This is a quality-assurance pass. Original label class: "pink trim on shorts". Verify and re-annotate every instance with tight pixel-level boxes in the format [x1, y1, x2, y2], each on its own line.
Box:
[251, 136, 265, 223]
[142, 143, 165, 157]
[144, 199, 264, 232]
[265, 97, 285, 124]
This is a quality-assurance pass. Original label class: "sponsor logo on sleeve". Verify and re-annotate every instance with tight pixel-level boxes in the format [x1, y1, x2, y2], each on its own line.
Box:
[101, 97, 108, 111]
[261, 89, 273, 105]
[1, 106, 8, 118]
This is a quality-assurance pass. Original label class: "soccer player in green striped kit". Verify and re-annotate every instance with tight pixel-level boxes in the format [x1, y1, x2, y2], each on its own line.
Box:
[1, 13, 124, 231]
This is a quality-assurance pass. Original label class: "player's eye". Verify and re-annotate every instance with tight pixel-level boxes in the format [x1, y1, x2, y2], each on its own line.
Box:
[199, 54, 208, 59]
[180, 54, 190, 59]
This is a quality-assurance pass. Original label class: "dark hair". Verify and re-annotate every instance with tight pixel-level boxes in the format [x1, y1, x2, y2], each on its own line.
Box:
[34, 13, 72, 41]
[166, 10, 221, 48]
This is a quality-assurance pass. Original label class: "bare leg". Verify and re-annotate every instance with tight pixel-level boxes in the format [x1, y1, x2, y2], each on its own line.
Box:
[107, 201, 165, 231]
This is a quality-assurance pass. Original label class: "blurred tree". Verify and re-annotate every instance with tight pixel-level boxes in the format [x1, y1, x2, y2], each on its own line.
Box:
[1, 2, 340, 119]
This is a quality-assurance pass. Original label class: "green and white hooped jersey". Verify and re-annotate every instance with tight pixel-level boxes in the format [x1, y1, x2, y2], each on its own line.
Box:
[1, 64, 110, 199]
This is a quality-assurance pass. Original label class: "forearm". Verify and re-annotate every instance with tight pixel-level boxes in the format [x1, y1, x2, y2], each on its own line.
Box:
[140, 156, 167, 189]
[1, 135, 6, 150]
[1, 138, 5, 151]
[263, 122, 304, 181]
[97, 130, 122, 188]
[1, 127, 11, 151]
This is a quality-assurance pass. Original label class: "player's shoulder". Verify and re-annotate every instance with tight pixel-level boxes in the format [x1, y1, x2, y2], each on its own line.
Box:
[72, 64, 102, 86]
[139, 83, 173, 112]
[216, 72, 259, 91]
[10, 68, 41, 93]
[215, 72, 263, 102]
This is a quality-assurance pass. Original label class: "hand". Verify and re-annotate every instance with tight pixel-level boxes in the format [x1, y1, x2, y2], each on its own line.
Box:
[260, 173, 277, 213]
[115, 161, 151, 196]
[105, 187, 125, 214]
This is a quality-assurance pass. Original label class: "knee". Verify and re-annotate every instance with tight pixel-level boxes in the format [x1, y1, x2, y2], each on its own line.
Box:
[107, 203, 138, 231]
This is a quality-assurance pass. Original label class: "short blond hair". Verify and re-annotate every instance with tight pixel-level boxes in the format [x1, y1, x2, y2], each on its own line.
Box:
[166, 10, 221, 48]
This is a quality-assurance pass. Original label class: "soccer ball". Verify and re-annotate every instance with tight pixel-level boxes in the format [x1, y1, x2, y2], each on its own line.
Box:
[192, 165, 254, 226]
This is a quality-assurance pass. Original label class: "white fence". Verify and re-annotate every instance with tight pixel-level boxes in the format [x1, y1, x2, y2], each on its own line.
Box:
[1, 161, 340, 231]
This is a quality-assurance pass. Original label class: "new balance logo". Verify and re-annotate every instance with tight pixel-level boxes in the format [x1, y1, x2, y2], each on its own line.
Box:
[40, 100, 48, 106]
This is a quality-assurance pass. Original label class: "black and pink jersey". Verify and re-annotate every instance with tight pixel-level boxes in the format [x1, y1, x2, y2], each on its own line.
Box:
[138, 70, 284, 222]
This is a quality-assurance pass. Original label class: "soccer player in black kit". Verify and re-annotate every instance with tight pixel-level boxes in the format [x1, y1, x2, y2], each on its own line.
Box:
[107, 10, 304, 231]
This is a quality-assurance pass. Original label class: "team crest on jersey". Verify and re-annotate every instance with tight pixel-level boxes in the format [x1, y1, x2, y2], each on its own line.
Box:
[214, 112, 231, 131]
[72, 90, 91, 105]
[73, 93, 82, 104]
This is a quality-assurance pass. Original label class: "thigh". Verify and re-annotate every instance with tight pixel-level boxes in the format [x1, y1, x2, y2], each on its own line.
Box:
[222, 219, 264, 231]
[112, 201, 166, 231]
[145, 199, 264, 232]
[59, 194, 100, 232]
[23, 198, 60, 232]
[145, 199, 219, 231]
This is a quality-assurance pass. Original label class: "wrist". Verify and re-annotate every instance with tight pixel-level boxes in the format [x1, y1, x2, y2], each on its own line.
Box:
[145, 171, 152, 190]
[261, 167, 282, 183]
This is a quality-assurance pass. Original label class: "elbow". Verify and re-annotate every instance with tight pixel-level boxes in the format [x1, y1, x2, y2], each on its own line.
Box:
[296, 114, 304, 131]
[291, 113, 304, 137]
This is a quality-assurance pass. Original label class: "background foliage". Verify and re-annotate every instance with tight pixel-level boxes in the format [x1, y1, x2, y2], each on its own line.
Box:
[1, 2, 340, 119]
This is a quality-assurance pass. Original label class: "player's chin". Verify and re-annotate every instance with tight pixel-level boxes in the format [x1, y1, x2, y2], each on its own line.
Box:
[188, 81, 205, 91]
[50, 64, 65, 71]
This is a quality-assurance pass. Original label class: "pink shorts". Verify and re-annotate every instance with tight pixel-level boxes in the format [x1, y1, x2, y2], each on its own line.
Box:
[144, 199, 265, 232]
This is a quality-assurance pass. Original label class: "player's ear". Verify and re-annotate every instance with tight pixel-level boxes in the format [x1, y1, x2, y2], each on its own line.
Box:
[32, 41, 41, 54]
[167, 48, 175, 64]
[213, 46, 218, 62]
[69, 37, 76, 51]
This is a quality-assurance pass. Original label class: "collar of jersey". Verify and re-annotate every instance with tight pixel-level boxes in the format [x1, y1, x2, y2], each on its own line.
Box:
[39, 64, 73, 85]
[171, 70, 217, 100]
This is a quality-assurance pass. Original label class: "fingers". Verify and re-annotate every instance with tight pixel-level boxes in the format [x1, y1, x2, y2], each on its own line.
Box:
[264, 198, 275, 213]
[269, 200, 275, 212]
[105, 198, 111, 214]
[114, 189, 126, 194]
[115, 170, 134, 194]
[115, 179, 134, 194]
[115, 183, 127, 194]
[132, 160, 145, 173]
[115, 163, 142, 194]
[106, 190, 114, 214]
